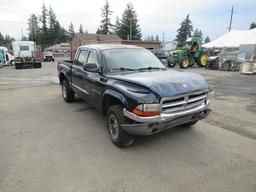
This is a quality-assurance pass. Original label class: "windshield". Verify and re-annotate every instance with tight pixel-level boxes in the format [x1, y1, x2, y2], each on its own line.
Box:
[20, 45, 29, 51]
[44, 52, 52, 56]
[103, 48, 165, 73]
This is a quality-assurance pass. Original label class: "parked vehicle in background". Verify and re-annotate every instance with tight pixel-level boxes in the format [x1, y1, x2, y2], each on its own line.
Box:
[43, 51, 55, 62]
[12, 41, 41, 69]
[0, 46, 15, 65]
[58, 44, 214, 148]
[170, 36, 209, 69]
[151, 49, 176, 67]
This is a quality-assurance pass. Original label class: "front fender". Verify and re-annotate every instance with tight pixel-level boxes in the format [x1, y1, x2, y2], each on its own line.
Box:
[101, 89, 127, 108]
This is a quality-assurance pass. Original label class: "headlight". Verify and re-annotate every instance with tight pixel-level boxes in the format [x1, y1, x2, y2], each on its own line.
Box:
[132, 103, 160, 117]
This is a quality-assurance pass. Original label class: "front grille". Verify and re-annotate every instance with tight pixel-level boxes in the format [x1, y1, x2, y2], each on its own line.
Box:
[161, 91, 208, 114]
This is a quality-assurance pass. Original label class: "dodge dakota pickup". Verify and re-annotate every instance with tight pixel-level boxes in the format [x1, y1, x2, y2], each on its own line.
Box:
[57, 44, 213, 147]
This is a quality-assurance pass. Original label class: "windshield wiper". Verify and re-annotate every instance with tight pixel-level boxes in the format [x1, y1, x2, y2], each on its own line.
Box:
[138, 67, 166, 71]
[110, 67, 136, 72]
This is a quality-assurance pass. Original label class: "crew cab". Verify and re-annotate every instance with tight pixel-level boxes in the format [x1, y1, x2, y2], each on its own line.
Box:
[57, 44, 214, 147]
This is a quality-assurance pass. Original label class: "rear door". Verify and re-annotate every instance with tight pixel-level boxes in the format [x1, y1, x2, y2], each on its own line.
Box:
[71, 49, 89, 99]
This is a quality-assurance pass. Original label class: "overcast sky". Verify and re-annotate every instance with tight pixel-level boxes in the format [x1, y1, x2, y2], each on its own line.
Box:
[0, 0, 256, 42]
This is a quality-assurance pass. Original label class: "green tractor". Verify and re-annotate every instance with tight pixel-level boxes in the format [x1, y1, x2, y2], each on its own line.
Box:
[169, 36, 209, 69]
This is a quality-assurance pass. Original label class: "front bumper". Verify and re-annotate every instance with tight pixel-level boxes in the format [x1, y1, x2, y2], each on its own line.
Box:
[122, 101, 211, 136]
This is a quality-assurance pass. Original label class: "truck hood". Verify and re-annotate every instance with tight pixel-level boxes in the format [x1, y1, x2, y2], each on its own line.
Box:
[107, 70, 209, 98]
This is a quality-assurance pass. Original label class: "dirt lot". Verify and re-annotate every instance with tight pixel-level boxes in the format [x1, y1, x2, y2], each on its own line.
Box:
[0, 59, 256, 192]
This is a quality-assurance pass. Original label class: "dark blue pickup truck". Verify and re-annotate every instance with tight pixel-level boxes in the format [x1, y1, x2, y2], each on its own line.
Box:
[57, 44, 214, 147]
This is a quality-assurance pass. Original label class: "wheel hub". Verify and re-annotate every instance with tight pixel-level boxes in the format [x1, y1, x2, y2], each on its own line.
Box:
[62, 85, 67, 99]
[108, 114, 119, 140]
[200, 55, 208, 65]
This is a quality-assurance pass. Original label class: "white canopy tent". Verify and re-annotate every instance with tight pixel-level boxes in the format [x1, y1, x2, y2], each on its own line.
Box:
[203, 29, 256, 48]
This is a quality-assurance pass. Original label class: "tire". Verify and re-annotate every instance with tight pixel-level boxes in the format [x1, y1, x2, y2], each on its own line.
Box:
[197, 53, 208, 67]
[15, 62, 23, 69]
[107, 105, 134, 148]
[182, 120, 198, 128]
[167, 57, 176, 68]
[34, 62, 41, 68]
[179, 58, 190, 69]
[62, 79, 75, 103]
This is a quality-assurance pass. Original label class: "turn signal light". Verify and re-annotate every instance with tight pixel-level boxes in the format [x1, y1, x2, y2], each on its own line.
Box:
[132, 103, 160, 117]
[132, 108, 160, 117]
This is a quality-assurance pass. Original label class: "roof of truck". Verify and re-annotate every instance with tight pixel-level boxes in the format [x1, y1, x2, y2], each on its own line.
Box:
[79, 44, 141, 50]
[12, 41, 35, 45]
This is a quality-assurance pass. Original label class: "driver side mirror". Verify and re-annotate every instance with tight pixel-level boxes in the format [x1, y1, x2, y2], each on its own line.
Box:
[83, 63, 99, 72]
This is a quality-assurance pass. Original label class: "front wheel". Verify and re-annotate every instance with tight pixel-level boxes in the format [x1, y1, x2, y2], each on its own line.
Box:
[62, 79, 75, 103]
[197, 53, 208, 67]
[107, 105, 134, 148]
[179, 58, 190, 69]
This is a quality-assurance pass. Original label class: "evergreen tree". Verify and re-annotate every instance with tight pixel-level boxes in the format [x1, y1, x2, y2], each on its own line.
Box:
[97, 0, 113, 34]
[116, 3, 142, 40]
[150, 35, 154, 41]
[27, 14, 40, 44]
[0, 33, 15, 49]
[56, 25, 69, 43]
[0, 33, 4, 42]
[193, 28, 203, 42]
[193, 28, 202, 38]
[48, 6, 58, 44]
[68, 22, 75, 39]
[204, 36, 210, 43]
[176, 14, 193, 47]
[114, 16, 121, 35]
[39, 3, 49, 48]
[250, 22, 256, 29]
[79, 24, 84, 33]
[155, 34, 159, 41]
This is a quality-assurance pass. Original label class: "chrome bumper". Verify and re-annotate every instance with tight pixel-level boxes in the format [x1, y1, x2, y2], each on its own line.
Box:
[123, 101, 210, 124]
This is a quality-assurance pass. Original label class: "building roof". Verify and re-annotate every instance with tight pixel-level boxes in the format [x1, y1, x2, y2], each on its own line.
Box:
[203, 28, 256, 48]
[76, 33, 122, 42]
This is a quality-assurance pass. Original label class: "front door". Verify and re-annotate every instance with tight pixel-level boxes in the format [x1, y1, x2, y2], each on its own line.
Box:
[81, 50, 104, 109]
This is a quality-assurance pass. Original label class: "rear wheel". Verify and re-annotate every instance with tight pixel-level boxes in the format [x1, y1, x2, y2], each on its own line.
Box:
[197, 53, 208, 67]
[62, 79, 75, 103]
[167, 57, 176, 68]
[107, 105, 134, 148]
[15, 62, 23, 69]
[179, 58, 190, 69]
[34, 62, 41, 68]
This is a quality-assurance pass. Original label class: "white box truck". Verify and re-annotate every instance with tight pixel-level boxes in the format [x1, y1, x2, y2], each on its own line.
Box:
[12, 41, 41, 69]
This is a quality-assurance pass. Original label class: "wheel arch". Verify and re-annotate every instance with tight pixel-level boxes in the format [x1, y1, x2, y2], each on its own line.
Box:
[59, 72, 66, 85]
[101, 90, 127, 116]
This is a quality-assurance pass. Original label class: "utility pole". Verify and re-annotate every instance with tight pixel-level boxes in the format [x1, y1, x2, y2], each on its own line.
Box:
[21, 28, 23, 40]
[229, 6, 234, 31]
[162, 32, 165, 49]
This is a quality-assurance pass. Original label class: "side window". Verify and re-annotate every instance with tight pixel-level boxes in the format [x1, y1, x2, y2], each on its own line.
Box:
[87, 51, 98, 65]
[77, 50, 88, 65]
